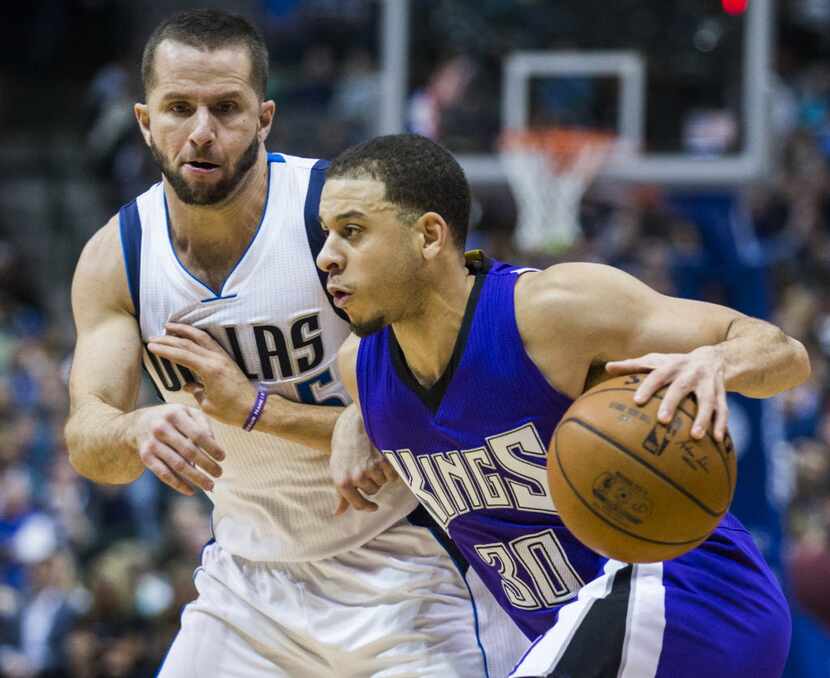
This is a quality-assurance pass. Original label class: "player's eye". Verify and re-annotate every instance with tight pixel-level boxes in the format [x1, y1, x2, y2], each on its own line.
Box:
[343, 225, 361, 239]
[215, 101, 239, 114]
[169, 102, 192, 115]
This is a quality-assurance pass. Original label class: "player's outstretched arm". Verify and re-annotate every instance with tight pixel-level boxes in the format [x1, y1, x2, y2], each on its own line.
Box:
[517, 262, 810, 441]
[66, 218, 224, 495]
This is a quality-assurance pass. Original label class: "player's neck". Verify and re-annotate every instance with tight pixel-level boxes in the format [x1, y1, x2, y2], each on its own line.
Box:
[164, 150, 268, 258]
[392, 264, 476, 389]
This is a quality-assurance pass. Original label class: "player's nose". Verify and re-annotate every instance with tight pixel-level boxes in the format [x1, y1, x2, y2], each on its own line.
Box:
[316, 234, 343, 273]
[188, 106, 216, 147]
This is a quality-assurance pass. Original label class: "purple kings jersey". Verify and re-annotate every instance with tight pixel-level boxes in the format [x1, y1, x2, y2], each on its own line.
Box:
[358, 254, 792, 674]
[356, 255, 606, 639]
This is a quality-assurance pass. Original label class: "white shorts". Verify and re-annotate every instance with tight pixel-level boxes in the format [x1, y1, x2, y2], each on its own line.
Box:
[158, 518, 529, 677]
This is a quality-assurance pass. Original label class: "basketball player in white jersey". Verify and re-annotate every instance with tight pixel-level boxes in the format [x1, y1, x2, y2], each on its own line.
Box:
[65, 9, 527, 677]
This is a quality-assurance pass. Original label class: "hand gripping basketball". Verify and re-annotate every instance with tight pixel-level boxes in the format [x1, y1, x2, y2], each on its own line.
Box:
[548, 372, 736, 563]
[605, 345, 730, 443]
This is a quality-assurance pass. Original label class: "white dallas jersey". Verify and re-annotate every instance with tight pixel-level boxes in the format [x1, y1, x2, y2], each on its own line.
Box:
[118, 153, 417, 561]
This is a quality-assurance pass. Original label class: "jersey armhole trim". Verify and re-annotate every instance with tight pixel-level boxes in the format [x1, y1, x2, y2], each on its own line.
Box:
[118, 199, 142, 318]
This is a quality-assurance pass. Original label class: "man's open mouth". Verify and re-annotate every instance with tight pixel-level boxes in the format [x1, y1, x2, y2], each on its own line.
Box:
[185, 161, 220, 171]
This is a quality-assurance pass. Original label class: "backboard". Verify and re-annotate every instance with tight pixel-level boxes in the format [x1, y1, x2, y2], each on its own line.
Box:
[380, 0, 772, 186]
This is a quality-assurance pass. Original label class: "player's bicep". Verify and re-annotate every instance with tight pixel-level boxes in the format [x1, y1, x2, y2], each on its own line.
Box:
[69, 219, 143, 413]
[70, 312, 143, 412]
[589, 265, 743, 361]
[336, 333, 361, 406]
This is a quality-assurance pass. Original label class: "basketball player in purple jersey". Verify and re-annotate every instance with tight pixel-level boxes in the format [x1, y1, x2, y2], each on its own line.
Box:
[317, 134, 809, 677]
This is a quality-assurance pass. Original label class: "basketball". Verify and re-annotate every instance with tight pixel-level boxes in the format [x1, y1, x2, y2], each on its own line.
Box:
[548, 374, 737, 563]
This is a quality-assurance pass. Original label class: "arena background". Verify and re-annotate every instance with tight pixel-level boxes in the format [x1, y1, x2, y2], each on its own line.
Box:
[0, 1, 829, 675]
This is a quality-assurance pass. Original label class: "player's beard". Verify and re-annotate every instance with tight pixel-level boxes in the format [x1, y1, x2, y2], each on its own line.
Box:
[348, 263, 426, 338]
[151, 135, 259, 206]
[349, 316, 388, 338]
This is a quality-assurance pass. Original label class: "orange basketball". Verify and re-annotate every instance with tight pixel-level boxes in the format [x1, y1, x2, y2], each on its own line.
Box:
[547, 374, 737, 563]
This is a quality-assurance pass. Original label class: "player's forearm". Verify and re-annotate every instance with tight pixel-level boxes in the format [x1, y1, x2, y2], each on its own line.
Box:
[254, 395, 343, 451]
[716, 317, 811, 397]
[65, 400, 145, 484]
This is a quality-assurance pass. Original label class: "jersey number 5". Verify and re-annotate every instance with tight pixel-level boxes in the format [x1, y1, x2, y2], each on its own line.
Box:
[296, 368, 347, 407]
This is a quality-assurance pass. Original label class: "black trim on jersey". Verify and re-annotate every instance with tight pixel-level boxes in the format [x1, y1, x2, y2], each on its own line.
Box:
[407, 505, 469, 575]
[389, 268, 487, 415]
[303, 159, 349, 323]
[118, 199, 142, 318]
[544, 564, 633, 678]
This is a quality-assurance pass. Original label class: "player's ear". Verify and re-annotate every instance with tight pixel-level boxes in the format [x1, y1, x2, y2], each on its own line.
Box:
[134, 103, 152, 147]
[419, 212, 449, 262]
[258, 100, 276, 142]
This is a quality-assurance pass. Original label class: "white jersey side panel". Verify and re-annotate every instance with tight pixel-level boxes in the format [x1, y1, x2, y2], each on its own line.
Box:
[128, 154, 417, 561]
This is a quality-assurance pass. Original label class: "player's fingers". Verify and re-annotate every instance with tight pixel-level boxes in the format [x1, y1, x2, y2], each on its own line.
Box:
[354, 477, 381, 496]
[165, 323, 224, 352]
[632, 365, 675, 405]
[143, 455, 195, 496]
[690, 384, 716, 440]
[605, 353, 666, 376]
[334, 496, 351, 516]
[713, 382, 729, 443]
[140, 437, 211, 492]
[379, 458, 399, 483]
[146, 340, 207, 374]
[366, 465, 388, 487]
[156, 422, 223, 477]
[338, 484, 378, 512]
[181, 410, 226, 462]
[151, 435, 217, 491]
[656, 376, 693, 424]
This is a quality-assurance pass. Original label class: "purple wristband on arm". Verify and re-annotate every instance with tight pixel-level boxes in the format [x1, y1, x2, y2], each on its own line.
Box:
[243, 387, 269, 432]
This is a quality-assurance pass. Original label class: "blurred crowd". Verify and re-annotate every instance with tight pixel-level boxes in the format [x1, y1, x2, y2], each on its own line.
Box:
[0, 1, 829, 676]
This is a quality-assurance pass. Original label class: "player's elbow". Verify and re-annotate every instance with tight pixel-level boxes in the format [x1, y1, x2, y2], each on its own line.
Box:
[64, 417, 97, 480]
[788, 336, 811, 389]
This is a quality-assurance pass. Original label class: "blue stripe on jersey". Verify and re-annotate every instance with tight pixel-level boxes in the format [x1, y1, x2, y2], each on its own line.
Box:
[303, 158, 349, 322]
[200, 294, 238, 304]
[267, 152, 286, 163]
[118, 199, 142, 317]
[162, 160, 272, 299]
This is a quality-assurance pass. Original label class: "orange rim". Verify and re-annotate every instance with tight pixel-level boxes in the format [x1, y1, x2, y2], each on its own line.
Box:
[500, 127, 617, 168]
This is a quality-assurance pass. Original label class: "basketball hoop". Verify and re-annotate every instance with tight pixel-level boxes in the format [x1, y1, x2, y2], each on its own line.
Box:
[499, 128, 620, 254]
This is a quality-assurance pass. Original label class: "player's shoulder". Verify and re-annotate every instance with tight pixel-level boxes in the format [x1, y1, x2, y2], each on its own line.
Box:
[72, 214, 133, 315]
[517, 261, 622, 313]
[268, 151, 329, 171]
[78, 215, 121, 268]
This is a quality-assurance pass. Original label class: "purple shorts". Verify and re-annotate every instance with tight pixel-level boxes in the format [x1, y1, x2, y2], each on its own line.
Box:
[509, 514, 790, 678]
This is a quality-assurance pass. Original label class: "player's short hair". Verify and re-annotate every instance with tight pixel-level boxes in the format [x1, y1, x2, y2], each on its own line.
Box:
[142, 9, 269, 99]
[327, 134, 471, 251]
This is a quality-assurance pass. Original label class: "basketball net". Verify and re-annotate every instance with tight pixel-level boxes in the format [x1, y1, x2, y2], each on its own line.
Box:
[500, 128, 619, 254]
